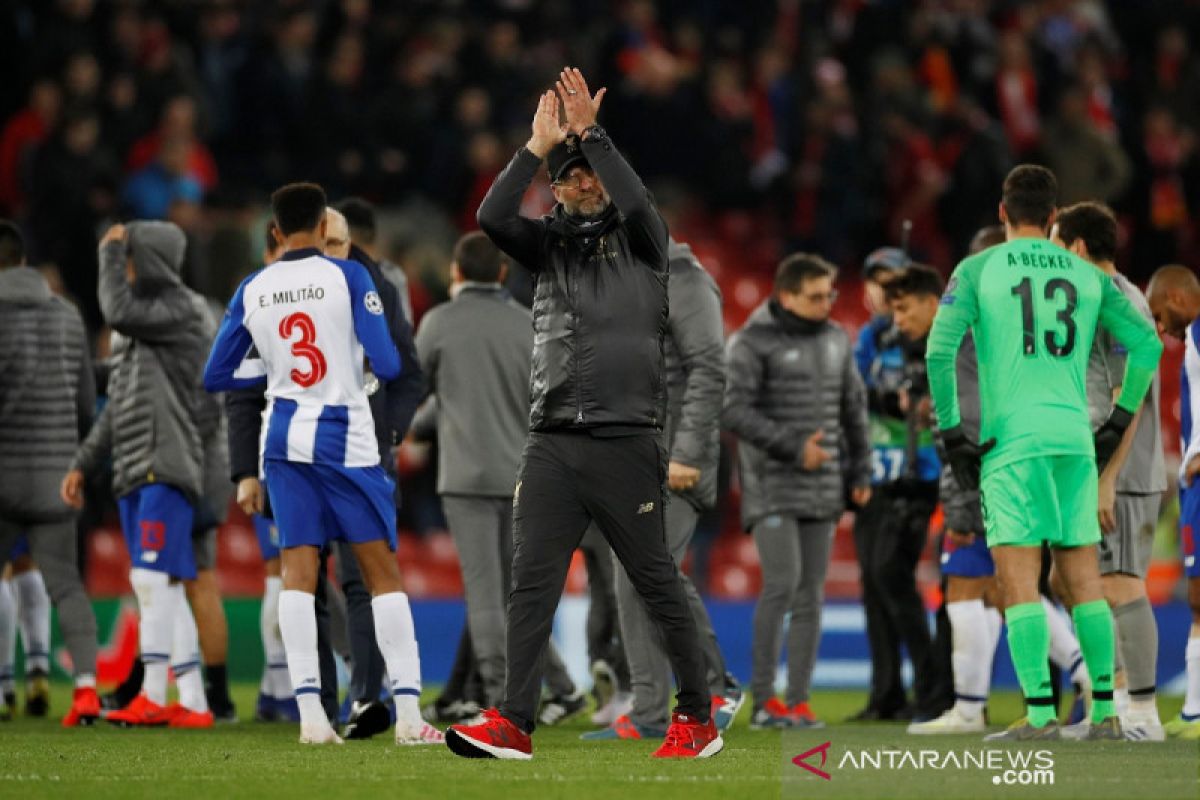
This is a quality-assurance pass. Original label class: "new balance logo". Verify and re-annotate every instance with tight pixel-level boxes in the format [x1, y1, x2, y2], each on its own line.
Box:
[637, 502, 654, 514]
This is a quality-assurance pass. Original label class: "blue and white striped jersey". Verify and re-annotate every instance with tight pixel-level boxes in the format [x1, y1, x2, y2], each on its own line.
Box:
[1181, 318, 1200, 484]
[203, 247, 401, 470]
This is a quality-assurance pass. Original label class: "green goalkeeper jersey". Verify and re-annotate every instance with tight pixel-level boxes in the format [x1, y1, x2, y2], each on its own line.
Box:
[927, 236, 1162, 475]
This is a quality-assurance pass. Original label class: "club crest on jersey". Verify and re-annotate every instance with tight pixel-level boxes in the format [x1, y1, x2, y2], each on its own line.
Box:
[364, 291, 384, 315]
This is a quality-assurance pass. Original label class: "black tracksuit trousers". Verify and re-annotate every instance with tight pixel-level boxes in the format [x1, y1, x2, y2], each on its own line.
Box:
[500, 430, 710, 733]
[852, 480, 942, 715]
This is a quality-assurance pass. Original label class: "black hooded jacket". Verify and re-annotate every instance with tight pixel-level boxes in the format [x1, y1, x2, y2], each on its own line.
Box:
[477, 133, 669, 431]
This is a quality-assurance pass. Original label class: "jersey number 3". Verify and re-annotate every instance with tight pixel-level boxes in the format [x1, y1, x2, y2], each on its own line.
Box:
[1011, 277, 1078, 358]
[279, 312, 328, 387]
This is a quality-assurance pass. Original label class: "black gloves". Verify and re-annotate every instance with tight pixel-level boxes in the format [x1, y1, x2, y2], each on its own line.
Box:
[941, 426, 996, 491]
[1094, 406, 1134, 474]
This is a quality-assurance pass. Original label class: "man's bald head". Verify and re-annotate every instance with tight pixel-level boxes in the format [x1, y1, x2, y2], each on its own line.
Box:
[969, 225, 1005, 256]
[1147, 264, 1200, 340]
[323, 207, 350, 259]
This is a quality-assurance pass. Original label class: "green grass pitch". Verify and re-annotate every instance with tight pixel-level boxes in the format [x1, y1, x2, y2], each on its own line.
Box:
[0, 685, 1195, 799]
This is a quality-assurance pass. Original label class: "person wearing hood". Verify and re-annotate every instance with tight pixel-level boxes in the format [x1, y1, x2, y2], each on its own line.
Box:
[0, 220, 100, 727]
[722, 252, 872, 730]
[61, 220, 215, 728]
[449, 68, 720, 761]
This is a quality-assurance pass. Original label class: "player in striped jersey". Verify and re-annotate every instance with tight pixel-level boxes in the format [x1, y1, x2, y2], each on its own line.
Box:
[1146, 265, 1200, 739]
[204, 182, 440, 746]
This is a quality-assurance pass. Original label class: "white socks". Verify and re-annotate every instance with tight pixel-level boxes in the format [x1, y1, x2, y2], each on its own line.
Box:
[947, 599, 992, 718]
[260, 576, 291, 699]
[278, 589, 326, 727]
[170, 584, 208, 713]
[371, 592, 422, 723]
[1042, 596, 1090, 690]
[1184, 634, 1200, 718]
[0, 580, 15, 694]
[130, 568, 172, 705]
[13, 570, 50, 674]
[985, 606, 1003, 658]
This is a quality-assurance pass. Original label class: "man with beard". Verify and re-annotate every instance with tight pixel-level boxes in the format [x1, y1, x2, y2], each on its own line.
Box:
[446, 68, 719, 760]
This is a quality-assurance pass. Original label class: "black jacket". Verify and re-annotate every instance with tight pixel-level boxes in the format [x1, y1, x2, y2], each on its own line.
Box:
[723, 300, 871, 527]
[477, 134, 669, 431]
[225, 245, 424, 493]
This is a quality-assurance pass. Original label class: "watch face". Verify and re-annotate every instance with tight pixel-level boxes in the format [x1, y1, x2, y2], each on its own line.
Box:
[364, 372, 380, 396]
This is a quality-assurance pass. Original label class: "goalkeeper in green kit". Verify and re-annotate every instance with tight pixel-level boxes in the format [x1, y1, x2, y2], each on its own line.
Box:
[926, 165, 1163, 741]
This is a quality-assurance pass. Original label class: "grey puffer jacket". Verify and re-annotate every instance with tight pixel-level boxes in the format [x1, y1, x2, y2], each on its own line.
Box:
[71, 222, 214, 501]
[0, 267, 95, 522]
[723, 299, 871, 528]
[663, 241, 725, 511]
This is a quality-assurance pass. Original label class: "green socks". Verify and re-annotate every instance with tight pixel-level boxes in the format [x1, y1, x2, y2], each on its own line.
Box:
[1005, 602, 1056, 727]
[1073, 599, 1117, 722]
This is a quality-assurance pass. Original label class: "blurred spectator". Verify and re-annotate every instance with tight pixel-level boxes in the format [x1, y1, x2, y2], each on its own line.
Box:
[1039, 83, 1131, 206]
[1131, 106, 1199, 270]
[0, 78, 60, 216]
[121, 135, 203, 220]
[126, 95, 218, 192]
[994, 30, 1040, 157]
[29, 108, 118, 330]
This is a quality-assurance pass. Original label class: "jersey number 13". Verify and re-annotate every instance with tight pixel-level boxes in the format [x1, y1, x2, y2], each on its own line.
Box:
[1011, 277, 1078, 358]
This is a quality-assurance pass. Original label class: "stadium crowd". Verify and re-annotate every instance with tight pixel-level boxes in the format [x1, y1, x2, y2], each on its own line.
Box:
[3, 0, 1200, 329]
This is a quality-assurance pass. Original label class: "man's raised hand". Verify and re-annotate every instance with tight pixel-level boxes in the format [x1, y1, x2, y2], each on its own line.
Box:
[526, 89, 567, 159]
[556, 67, 606, 136]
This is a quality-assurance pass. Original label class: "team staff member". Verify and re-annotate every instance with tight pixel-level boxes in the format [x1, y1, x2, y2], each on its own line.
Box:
[723, 253, 871, 730]
[447, 68, 719, 761]
[585, 238, 739, 741]
[414, 231, 580, 714]
[0, 220, 100, 727]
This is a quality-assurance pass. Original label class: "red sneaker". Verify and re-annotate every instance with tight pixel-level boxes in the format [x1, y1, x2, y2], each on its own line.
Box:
[445, 708, 532, 760]
[62, 687, 101, 727]
[790, 701, 823, 727]
[107, 693, 173, 727]
[652, 711, 724, 759]
[764, 697, 791, 717]
[167, 703, 215, 729]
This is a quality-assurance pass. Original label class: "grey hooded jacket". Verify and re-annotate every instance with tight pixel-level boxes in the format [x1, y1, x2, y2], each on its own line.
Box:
[723, 300, 871, 528]
[663, 240, 725, 511]
[71, 222, 214, 501]
[0, 267, 94, 522]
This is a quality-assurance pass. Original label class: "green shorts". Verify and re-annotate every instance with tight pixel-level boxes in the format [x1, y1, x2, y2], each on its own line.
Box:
[980, 455, 1100, 548]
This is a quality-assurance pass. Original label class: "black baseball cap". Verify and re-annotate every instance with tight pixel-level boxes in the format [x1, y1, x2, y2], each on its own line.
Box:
[546, 134, 589, 183]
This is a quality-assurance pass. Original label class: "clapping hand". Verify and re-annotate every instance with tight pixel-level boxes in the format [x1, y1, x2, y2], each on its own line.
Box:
[526, 90, 568, 159]
[555, 67, 606, 136]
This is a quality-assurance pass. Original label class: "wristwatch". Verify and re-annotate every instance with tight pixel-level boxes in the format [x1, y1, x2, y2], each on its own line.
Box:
[581, 124, 606, 142]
